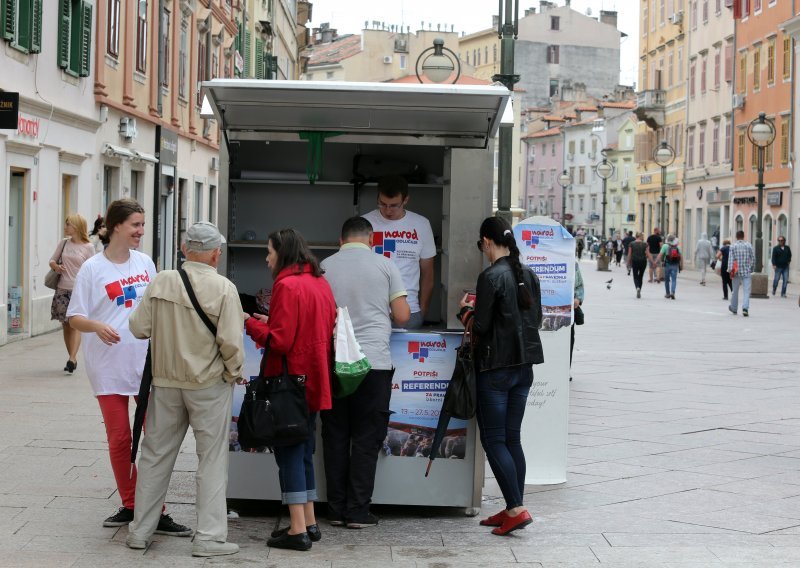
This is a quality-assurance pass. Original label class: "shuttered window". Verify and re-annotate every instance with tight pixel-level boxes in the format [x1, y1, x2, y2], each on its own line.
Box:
[244, 28, 251, 77]
[255, 38, 264, 79]
[57, 0, 92, 77]
[0, 0, 42, 54]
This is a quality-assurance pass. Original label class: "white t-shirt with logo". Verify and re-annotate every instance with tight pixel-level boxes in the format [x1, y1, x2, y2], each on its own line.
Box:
[363, 209, 436, 314]
[67, 250, 156, 396]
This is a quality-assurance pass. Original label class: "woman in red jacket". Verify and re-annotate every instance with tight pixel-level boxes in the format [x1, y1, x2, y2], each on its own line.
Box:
[245, 228, 336, 552]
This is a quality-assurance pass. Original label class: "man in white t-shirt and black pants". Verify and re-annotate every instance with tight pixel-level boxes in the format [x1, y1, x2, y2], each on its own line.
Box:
[362, 176, 436, 329]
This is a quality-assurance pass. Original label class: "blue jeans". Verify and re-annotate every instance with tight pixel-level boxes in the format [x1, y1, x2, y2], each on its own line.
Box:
[664, 263, 679, 295]
[773, 266, 789, 296]
[730, 274, 752, 312]
[475, 365, 533, 510]
[273, 413, 317, 505]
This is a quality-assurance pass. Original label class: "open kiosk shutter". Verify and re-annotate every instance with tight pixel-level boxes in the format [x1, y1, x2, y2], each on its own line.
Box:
[201, 80, 511, 149]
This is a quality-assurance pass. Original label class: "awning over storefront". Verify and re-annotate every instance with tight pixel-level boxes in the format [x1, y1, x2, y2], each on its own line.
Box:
[134, 151, 159, 164]
[103, 143, 135, 160]
[200, 79, 511, 148]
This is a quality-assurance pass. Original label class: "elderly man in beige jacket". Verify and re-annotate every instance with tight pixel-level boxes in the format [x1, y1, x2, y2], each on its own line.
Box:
[126, 222, 244, 558]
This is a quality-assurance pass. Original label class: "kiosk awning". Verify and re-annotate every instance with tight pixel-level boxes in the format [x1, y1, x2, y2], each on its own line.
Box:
[201, 80, 511, 148]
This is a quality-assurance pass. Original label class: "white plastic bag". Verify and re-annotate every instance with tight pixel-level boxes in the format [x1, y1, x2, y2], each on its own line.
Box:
[333, 307, 371, 397]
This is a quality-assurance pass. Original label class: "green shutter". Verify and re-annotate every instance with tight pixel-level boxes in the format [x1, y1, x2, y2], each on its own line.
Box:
[2, 0, 14, 42]
[30, 0, 42, 53]
[255, 38, 264, 79]
[79, 1, 91, 76]
[16, 0, 29, 50]
[57, 0, 70, 68]
[244, 28, 251, 77]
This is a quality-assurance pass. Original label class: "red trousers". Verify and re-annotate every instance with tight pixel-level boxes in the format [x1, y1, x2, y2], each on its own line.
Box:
[97, 395, 137, 510]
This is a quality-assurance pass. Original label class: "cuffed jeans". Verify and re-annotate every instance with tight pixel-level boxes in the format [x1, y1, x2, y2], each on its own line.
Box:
[475, 365, 533, 510]
[664, 264, 679, 295]
[730, 274, 752, 312]
[773, 266, 789, 296]
[321, 369, 393, 520]
[273, 414, 318, 505]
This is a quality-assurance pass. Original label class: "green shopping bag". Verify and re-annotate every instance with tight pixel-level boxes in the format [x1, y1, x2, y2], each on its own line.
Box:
[333, 307, 371, 398]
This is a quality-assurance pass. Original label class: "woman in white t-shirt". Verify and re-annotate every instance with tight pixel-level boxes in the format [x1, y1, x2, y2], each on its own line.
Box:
[67, 199, 189, 535]
[49, 213, 96, 374]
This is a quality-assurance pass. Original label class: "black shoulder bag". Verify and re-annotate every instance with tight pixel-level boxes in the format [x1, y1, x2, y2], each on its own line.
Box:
[442, 318, 477, 420]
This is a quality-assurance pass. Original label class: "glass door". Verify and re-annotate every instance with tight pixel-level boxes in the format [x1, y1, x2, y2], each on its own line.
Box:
[7, 172, 26, 334]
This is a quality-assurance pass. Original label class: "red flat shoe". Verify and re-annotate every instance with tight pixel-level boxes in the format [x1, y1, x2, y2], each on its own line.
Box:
[491, 510, 532, 535]
[479, 510, 508, 527]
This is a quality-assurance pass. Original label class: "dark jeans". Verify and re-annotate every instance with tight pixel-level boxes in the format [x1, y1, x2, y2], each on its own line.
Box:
[273, 413, 318, 505]
[664, 263, 679, 295]
[721, 271, 732, 299]
[632, 260, 647, 290]
[321, 369, 393, 520]
[773, 266, 789, 295]
[476, 365, 533, 510]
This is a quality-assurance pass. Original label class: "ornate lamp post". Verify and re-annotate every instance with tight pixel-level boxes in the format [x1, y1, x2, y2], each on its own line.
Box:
[415, 38, 461, 84]
[653, 141, 676, 235]
[746, 112, 776, 273]
[595, 158, 614, 239]
[558, 170, 571, 227]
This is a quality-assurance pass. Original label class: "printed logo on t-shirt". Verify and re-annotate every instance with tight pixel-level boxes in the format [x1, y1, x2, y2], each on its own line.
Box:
[104, 272, 151, 308]
[373, 229, 419, 259]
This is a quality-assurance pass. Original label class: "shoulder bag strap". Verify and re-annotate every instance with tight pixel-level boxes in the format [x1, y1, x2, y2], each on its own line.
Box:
[178, 268, 217, 337]
[56, 239, 67, 263]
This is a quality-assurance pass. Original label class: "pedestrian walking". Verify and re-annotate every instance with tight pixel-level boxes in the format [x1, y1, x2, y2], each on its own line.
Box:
[576, 238, 584, 260]
[771, 236, 791, 297]
[245, 228, 336, 551]
[458, 216, 543, 537]
[49, 213, 96, 374]
[320, 217, 410, 529]
[614, 234, 624, 267]
[655, 234, 683, 299]
[717, 239, 733, 300]
[569, 261, 584, 381]
[694, 232, 714, 285]
[646, 228, 663, 283]
[125, 222, 244, 557]
[627, 232, 648, 298]
[622, 231, 635, 275]
[66, 199, 190, 535]
[728, 230, 755, 317]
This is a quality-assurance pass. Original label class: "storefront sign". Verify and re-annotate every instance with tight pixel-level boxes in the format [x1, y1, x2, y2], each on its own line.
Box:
[733, 196, 756, 205]
[0, 92, 19, 129]
[640, 174, 652, 184]
[767, 191, 782, 206]
[158, 126, 178, 166]
[17, 114, 39, 139]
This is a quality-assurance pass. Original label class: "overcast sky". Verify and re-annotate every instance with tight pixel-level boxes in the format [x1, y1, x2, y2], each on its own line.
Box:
[307, 0, 639, 87]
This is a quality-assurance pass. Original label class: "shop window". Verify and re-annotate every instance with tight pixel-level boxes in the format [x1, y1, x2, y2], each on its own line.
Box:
[1, 0, 43, 54]
[777, 214, 787, 242]
[57, 0, 93, 77]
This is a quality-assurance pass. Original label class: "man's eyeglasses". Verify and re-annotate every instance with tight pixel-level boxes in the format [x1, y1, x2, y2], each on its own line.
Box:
[377, 201, 403, 211]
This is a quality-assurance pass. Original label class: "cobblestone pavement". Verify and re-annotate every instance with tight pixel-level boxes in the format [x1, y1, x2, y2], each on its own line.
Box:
[1, 260, 800, 567]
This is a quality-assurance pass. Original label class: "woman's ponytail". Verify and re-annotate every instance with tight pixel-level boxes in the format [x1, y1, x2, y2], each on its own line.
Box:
[479, 218, 533, 310]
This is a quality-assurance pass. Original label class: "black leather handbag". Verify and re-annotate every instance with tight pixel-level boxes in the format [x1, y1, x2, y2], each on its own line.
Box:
[443, 320, 477, 420]
[238, 353, 310, 450]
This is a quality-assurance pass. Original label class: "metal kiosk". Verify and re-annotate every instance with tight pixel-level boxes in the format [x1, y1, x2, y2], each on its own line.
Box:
[202, 80, 510, 513]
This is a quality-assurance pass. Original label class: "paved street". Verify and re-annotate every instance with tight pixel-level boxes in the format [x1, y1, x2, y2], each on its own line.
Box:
[1, 260, 800, 567]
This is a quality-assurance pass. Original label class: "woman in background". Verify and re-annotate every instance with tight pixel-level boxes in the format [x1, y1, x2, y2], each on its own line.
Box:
[458, 217, 543, 537]
[49, 213, 96, 373]
[717, 238, 733, 301]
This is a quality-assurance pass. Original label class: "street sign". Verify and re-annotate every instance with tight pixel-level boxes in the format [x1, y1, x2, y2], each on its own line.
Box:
[0, 92, 19, 130]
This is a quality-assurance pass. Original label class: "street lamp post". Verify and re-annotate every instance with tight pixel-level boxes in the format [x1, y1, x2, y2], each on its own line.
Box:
[747, 112, 776, 274]
[595, 158, 614, 239]
[558, 170, 571, 227]
[653, 141, 676, 236]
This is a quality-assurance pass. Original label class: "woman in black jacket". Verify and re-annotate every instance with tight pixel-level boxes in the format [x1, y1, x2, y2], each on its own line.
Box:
[459, 217, 544, 536]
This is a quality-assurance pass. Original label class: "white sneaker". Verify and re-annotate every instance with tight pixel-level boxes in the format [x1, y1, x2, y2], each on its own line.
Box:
[192, 540, 239, 557]
[125, 534, 148, 550]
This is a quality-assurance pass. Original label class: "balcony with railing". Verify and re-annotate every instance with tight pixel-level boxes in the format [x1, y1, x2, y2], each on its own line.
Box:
[634, 90, 666, 130]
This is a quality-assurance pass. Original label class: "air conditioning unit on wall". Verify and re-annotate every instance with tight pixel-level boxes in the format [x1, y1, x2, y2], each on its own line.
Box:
[670, 11, 684, 25]
[210, 156, 220, 171]
[383, 56, 393, 64]
[732, 94, 746, 109]
[119, 117, 137, 140]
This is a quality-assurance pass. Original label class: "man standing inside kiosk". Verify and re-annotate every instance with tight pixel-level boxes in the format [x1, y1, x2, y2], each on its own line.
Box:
[363, 176, 436, 329]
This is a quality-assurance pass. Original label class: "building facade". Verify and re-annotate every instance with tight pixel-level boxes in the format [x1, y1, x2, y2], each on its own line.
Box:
[781, 8, 800, 285]
[635, 0, 688, 240]
[605, 115, 638, 237]
[1, 0, 100, 343]
[683, 0, 735, 264]
[732, 0, 793, 278]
